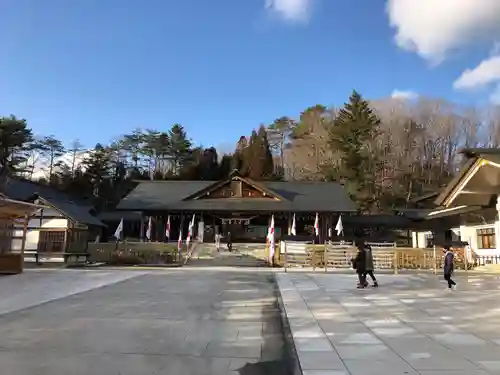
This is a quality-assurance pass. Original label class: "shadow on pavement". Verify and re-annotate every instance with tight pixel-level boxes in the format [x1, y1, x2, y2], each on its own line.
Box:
[235, 274, 296, 375]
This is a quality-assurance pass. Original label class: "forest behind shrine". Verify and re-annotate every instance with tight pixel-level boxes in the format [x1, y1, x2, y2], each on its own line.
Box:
[1, 90, 498, 213]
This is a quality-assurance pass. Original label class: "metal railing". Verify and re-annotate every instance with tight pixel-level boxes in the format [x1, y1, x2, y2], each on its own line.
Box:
[472, 255, 500, 266]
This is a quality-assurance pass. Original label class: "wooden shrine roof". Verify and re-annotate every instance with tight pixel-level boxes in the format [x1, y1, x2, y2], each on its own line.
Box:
[117, 174, 357, 213]
[0, 196, 45, 219]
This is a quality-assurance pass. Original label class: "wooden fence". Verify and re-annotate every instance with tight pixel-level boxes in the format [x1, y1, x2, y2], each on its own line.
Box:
[277, 242, 474, 273]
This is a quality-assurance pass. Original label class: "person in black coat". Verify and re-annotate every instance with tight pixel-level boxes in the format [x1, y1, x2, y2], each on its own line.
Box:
[227, 231, 232, 252]
[353, 238, 368, 288]
[443, 246, 456, 290]
[363, 244, 378, 287]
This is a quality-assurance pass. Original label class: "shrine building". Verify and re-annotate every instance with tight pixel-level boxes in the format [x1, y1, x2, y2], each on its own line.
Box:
[114, 171, 357, 243]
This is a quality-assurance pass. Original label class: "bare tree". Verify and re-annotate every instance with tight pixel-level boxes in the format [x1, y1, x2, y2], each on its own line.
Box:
[68, 139, 84, 177]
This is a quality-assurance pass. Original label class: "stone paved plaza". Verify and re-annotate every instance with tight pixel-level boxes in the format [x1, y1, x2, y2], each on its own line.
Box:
[276, 271, 500, 375]
[0, 268, 291, 375]
[3, 266, 500, 375]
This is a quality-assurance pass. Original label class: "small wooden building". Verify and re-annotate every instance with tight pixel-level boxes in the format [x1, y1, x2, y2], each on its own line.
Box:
[10, 195, 106, 262]
[0, 195, 44, 273]
[3, 178, 106, 263]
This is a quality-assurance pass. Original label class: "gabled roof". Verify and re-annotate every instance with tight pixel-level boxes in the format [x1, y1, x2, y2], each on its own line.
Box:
[37, 196, 106, 227]
[98, 210, 143, 222]
[435, 148, 500, 207]
[392, 208, 432, 220]
[182, 172, 286, 201]
[3, 178, 105, 227]
[434, 158, 480, 206]
[459, 148, 500, 159]
[342, 214, 417, 227]
[117, 180, 357, 212]
[425, 205, 483, 219]
[409, 191, 440, 204]
[0, 196, 46, 219]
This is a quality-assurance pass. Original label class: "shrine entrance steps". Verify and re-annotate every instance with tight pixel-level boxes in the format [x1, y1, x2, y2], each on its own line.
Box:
[186, 243, 269, 268]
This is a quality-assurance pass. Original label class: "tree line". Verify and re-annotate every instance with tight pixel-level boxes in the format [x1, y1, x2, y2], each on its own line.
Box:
[0, 117, 276, 210]
[1, 90, 498, 213]
[268, 92, 500, 212]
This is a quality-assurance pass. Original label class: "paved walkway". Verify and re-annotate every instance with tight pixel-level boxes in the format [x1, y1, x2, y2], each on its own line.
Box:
[0, 266, 291, 375]
[276, 271, 500, 375]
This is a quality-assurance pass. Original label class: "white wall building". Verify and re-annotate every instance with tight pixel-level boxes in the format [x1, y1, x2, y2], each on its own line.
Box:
[410, 148, 500, 258]
[10, 196, 105, 262]
[3, 178, 105, 262]
[412, 224, 497, 256]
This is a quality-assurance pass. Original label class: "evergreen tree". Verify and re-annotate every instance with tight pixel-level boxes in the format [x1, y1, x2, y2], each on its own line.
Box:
[329, 90, 380, 212]
[0, 115, 33, 174]
[219, 154, 233, 179]
[178, 147, 202, 180]
[242, 130, 259, 178]
[231, 136, 248, 173]
[168, 124, 192, 174]
[257, 125, 274, 179]
[238, 127, 275, 180]
[197, 147, 220, 180]
[82, 143, 113, 206]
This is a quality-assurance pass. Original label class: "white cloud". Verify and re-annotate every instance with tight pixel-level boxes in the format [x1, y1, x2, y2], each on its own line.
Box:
[453, 56, 500, 90]
[264, 0, 312, 23]
[30, 150, 88, 180]
[489, 42, 500, 57]
[391, 89, 418, 100]
[386, 0, 500, 63]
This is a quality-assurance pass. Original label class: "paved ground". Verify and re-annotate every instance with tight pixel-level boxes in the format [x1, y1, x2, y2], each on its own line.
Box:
[6, 247, 500, 375]
[0, 263, 292, 374]
[277, 271, 500, 375]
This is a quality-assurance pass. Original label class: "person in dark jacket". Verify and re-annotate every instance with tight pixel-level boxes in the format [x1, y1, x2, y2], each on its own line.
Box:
[363, 244, 378, 287]
[443, 246, 456, 290]
[227, 231, 232, 252]
[353, 238, 368, 288]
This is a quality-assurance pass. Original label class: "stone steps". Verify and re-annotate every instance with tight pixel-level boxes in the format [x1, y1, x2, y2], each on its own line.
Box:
[187, 243, 269, 268]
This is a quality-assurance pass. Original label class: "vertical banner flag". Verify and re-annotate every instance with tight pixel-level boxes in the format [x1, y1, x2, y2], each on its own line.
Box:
[291, 213, 296, 236]
[268, 214, 275, 264]
[335, 214, 343, 236]
[314, 212, 319, 237]
[186, 214, 195, 247]
[114, 218, 123, 240]
[145, 216, 152, 241]
[165, 215, 171, 240]
[178, 228, 183, 259]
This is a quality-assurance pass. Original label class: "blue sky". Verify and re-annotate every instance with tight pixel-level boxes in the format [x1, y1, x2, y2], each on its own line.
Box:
[1, 0, 500, 151]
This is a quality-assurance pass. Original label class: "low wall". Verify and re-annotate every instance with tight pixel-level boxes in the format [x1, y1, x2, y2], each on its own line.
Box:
[88, 242, 180, 265]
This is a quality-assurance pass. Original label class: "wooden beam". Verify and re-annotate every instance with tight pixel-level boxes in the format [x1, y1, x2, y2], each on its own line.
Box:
[63, 228, 69, 253]
[20, 213, 29, 258]
[461, 189, 500, 195]
[139, 214, 145, 242]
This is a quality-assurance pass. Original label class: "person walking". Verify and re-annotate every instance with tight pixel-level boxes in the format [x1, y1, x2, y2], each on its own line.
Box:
[227, 231, 232, 252]
[353, 239, 367, 288]
[443, 245, 456, 290]
[363, 243, 379, 287]
[215, 232, 221, 252]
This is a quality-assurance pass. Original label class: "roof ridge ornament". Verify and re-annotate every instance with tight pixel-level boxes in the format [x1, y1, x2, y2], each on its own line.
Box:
[229, 169, 241, 178]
